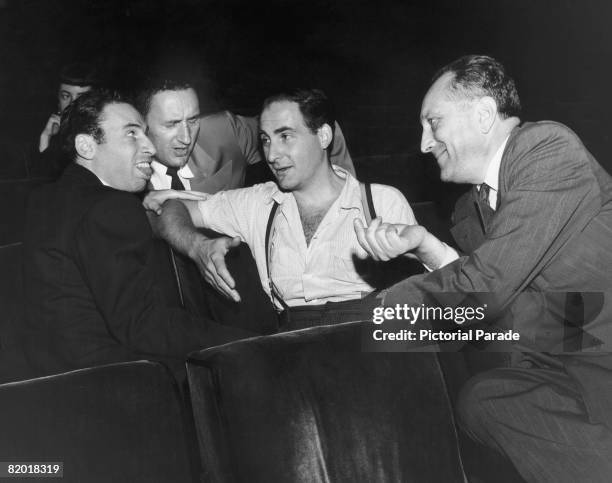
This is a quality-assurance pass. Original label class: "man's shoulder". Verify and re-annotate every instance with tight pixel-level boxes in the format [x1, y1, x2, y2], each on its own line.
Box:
[82, 189, 145, 223]
[225, 181, 280, 203]
[369, 182, 407, 201]
[511, 121, 583, 150]
[504, 121, 588, 174]
[200, 110, 256, 130]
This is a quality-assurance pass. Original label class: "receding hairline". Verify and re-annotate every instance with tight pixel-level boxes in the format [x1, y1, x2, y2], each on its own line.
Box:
[146, 87, 199, 115]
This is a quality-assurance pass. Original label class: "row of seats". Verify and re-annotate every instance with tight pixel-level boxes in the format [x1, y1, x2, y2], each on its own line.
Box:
[0, 179, 521, 482]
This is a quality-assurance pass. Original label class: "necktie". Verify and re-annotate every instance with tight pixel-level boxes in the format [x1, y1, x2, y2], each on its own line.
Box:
[166, 167, 184, 191]
[478, 183, 491, 207]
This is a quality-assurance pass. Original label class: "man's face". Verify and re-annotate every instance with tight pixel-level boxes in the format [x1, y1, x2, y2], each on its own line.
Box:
[58, 83, 91, 113]
[145, 88, 200, 169]
[420, 72, 486, 184]
[92, 103, 156, 192]
[260, 101, 329, 192]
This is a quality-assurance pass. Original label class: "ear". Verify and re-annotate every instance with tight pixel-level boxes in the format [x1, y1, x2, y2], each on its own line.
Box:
[477, 96, 497, 134]
[75, 134, 96, 160]
[317, 123, 333, 150]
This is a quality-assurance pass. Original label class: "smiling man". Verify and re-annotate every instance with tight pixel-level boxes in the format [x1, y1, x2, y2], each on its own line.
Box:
[24, 89, 253, 379]
[148, 88, 415, 330]
[354, 55, 612, 481]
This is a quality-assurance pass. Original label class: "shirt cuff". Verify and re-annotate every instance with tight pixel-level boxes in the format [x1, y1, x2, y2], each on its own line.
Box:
[423, 242, 459, 272]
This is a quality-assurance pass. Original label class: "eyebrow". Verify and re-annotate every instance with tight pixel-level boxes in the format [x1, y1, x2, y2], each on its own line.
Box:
[273, 126, 295, 135]
[123, 122, 144, 130]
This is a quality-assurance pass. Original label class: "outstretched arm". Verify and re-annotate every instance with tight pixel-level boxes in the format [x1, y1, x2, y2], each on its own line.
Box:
[155, 199, 243, 302]
[353, 217, 458, 270]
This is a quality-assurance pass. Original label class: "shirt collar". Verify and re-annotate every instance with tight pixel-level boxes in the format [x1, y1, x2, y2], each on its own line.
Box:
[151, 160, 194, 179]
[482, 135, 510, 191]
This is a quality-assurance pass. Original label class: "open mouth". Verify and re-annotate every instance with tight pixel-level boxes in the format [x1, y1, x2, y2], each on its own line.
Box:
[173, 147, 189, 157]
[136, 162, 152, 178]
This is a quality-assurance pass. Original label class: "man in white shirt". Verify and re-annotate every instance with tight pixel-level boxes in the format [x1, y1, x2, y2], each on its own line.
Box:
[147, 88, 415, 330]
[354, 55, 612, 482]
[137, 76, 356, 313]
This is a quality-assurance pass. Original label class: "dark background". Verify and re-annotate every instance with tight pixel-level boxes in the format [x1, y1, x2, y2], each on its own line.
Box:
[1, 0, 611, 207]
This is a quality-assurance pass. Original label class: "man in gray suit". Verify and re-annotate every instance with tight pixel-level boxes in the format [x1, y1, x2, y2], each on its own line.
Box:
[355, 55, 612, 481]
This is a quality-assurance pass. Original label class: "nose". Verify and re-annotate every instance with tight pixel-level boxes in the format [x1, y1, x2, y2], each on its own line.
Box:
[265, 140, 280, 164]
[177, 121, 192, 145]
[420, 127, 435, 153]
[141, 134, 156, 156]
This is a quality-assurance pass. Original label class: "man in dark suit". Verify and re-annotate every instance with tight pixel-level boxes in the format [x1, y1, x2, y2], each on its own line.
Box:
[355, 55, 612, 481]
[24, 89, 252, 380]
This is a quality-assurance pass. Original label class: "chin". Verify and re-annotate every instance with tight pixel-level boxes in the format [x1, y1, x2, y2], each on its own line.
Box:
[276, 179, 296, 191]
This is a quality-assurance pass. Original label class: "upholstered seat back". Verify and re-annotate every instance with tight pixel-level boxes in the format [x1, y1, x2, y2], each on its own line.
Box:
[0, 361, 198, 483]
[187, 322, 466, 482]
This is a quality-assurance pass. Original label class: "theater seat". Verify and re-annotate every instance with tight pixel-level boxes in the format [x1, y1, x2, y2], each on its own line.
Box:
[0, 361, 198, 483]
[186, 322, 466, 482]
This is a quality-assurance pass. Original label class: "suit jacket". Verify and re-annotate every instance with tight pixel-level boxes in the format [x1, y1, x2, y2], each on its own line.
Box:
[384, 121, 612, 426]
[23, 164, 252, 377]
[187, 111, 355, 193]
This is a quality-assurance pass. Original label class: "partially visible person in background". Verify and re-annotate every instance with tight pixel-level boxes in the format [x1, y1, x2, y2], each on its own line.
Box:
[38, 62, 99, 153]
[33, 62, 99, 177]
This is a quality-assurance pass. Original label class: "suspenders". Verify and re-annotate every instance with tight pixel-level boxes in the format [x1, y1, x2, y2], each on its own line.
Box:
[264, 182, 376, 310]
[359, 182, 376, 224]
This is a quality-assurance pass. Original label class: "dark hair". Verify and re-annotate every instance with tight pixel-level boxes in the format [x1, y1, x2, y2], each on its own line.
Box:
[59, 88, 130, 160]
[262, 88, 336, 137]
[134, 77, 197, 118]
[59, 61, 100, 87]
[432, 55, 521, 118]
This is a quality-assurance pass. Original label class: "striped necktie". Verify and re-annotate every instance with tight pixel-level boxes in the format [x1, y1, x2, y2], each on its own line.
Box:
[478, 183, 491, 207]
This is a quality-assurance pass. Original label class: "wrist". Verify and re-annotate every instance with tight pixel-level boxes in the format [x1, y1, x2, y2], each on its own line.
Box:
[413, 231, 447, 269]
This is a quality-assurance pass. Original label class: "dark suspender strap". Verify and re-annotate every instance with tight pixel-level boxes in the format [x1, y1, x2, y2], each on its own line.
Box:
[265, 201, 280, 277]
[265, 201, 287, 311]
[359, 182, 377, 223]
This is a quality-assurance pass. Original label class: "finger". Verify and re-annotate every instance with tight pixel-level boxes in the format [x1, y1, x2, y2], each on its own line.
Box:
[374, 224, 400, 259]
[211, 270, 241, 302]
[212, 254, 236, 290]
[210, 254, 241, 302]
[353, 218, 375, 258]
[203, 270, 237, 301]
[178, 190, 210, 201]
[364, 218, 387, 260]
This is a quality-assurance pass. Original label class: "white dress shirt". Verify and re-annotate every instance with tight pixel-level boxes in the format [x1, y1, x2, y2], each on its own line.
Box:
[195, 166, 416, 308]
[149, 161, 194, 190]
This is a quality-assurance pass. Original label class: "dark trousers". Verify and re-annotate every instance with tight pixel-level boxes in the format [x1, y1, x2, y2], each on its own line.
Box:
[457, 364, 612, 482]
[278, 295, 381, 332]
[202, 243, 279, 335]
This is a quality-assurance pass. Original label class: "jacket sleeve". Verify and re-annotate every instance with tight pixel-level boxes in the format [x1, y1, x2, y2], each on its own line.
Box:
[383, 123, 603, 315]
[330, 122, 356, 177]
[233, 114, 263, 165]
[75, 192, 253, 357]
